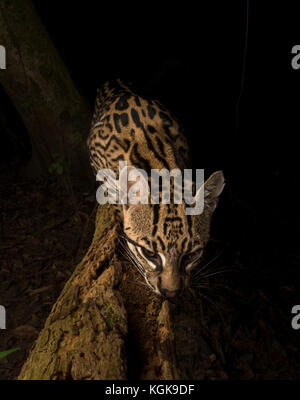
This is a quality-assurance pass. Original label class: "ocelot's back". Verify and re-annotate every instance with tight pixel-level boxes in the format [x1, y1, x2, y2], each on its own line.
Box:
[87, 79, 225, 298]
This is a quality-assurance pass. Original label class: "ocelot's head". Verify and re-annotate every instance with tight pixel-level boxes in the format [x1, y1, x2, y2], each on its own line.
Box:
[120, 169, 225, 299]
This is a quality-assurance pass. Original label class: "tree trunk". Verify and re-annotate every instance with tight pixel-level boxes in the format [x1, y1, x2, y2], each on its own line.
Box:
[0, 0, 92, 182]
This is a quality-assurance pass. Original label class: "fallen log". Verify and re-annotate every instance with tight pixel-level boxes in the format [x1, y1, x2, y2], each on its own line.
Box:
[18, 204, 127, 380]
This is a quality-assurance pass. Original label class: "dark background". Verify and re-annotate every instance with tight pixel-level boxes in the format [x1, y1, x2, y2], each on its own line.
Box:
[1, 1, 300, 280]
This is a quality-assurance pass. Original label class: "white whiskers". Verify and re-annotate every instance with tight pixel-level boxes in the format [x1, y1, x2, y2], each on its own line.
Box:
[118, 235, 154, 292]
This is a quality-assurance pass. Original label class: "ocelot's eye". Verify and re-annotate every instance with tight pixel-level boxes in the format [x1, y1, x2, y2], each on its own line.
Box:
[181, 248, 203, 270]
[140, 247, 162, 269]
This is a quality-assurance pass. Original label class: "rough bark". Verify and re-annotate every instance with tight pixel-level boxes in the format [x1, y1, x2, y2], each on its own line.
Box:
[18, 205, 128, 380]
[157, 301, 181, 379]
[0, 0, 92, 181]
[157, 294, 228, 380]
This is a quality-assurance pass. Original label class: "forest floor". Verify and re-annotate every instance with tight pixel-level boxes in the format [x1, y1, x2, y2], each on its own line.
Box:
[0, 173, 300, 380]
[0, 173, 96, 379]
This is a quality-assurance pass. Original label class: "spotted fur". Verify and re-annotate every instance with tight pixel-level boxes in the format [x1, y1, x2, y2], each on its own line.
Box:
[87, 79, 225, 298]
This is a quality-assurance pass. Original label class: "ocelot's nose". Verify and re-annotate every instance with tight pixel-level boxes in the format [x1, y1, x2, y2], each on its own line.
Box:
[160, 287, 181, 298]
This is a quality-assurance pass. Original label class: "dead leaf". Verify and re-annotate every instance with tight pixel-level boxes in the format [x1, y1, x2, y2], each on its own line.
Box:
[28, 286, 52, 296]
[13, 325, 39, 336]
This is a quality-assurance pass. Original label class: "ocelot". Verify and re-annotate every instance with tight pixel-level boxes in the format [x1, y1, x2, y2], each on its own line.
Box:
[87, 79, 224, 298]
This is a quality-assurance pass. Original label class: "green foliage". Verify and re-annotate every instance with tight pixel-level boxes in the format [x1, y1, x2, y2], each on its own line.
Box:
[48, 153, 67, 176]
[0, 348, 20, 360]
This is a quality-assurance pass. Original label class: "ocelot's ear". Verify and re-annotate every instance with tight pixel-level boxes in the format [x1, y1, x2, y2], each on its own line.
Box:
[118, 165, 149, 208]
[203, 170, 225, 213]
[193, 170, 225, 214]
